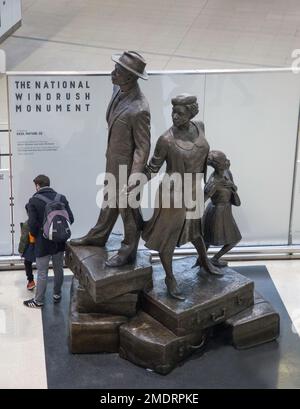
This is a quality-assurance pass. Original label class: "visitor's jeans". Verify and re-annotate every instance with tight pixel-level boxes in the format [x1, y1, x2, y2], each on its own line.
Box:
[34, 252, 64, 304]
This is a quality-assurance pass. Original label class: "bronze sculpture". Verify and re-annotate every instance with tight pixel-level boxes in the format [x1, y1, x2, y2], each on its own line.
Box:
[141, 94, 222, 301]
[202, 150, 242, 267]
[70, 51, 151, 267]
[65, 57, 280, 371]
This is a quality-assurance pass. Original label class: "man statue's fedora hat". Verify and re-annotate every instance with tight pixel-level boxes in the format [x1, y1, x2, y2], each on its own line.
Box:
[111, 51, 148, 80]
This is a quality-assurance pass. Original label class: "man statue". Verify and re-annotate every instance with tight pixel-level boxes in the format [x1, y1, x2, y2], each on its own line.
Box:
[70, 51, 151, 267]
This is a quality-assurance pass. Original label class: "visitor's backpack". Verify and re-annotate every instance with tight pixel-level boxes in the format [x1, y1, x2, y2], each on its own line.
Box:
[35, 193, 71, 242]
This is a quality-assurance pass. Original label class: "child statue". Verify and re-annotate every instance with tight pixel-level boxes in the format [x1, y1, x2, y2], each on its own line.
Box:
[202, 150, 242, 268]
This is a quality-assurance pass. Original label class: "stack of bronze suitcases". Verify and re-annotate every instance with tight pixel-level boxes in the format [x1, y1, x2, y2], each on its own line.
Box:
[66, 244, 280, 375]
[66, 243, 153, 354]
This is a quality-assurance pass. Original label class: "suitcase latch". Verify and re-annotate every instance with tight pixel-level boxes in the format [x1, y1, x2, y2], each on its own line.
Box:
[236, 295, 244, 305]
[74, 265, 79, 277]
[195, 312, 204, 325]
[74, 264, 82, 280]
[178, 344, 186, 358]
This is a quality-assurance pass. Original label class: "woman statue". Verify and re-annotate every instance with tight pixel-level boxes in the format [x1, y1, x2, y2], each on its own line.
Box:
[141, 94, 222, 301]
[202, 150, 242, 267]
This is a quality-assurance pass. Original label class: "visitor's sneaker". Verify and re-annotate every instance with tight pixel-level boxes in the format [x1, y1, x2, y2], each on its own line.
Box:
[27, 280, 36, 290]
[53, 294, 62, 303]
[23, 298, 43, 308]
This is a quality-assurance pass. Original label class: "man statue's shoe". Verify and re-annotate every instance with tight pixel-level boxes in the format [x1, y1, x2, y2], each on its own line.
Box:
[70, 236, 106, 247]
[105, 252, 136, 267]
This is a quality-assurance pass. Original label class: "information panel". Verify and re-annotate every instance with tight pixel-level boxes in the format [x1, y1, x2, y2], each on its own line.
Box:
[8, 74, 111, 252]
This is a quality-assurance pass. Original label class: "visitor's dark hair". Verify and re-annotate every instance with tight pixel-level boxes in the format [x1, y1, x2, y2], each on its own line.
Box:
[33, 174, 50, 188]
[171, 94, 199, 120]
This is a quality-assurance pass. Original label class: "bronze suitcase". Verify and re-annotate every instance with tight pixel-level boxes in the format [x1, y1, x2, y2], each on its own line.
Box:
[221, 292, 280, 349]
[69, 289, 128, 354]
[65, 243, 153, 303]
[71, 277, 138, 317]
[141, 257, 254, 336]
[119, 311, 210, 375]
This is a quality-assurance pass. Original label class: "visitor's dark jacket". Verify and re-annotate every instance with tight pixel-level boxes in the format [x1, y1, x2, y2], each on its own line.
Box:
[27, 187, 74, 258]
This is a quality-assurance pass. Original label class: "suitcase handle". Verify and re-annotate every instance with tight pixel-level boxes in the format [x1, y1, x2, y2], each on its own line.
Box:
[211, 308, 226, 322]
[178, 336, 206, 358]
[187, 336, 206, 351]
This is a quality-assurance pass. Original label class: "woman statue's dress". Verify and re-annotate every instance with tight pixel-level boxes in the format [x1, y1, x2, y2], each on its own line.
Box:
[142, 120, 209, 253]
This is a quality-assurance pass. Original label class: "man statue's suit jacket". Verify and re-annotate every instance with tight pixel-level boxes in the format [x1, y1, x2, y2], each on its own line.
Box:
[105, 83, 151, 184]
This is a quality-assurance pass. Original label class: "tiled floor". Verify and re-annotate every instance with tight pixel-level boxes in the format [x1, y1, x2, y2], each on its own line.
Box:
[0, 260, 299, 389]
[0, 268, 47, 389]
[1, 0, 300, 71]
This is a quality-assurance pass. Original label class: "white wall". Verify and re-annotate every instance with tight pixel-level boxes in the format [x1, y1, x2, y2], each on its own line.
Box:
[0, 169, 11, 255]
[0, 74, 8, 126]
[0, 73, 9, 169]
[0, 74, 11, 255]
[0, 0, 21, 39]
[204, 71, 300, 245]
[2, 70, 300, 254]
[141, 71, 300, 246]
[290, 102, 300, 244]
